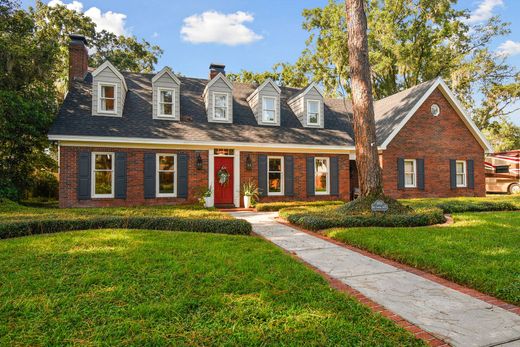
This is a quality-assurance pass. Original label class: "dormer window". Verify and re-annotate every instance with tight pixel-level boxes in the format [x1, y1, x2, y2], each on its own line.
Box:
[99, 83, 117, 114]
[158, 88, 175, 117]
[262, 96, 276, 123]
[213, 92, 229, 120]
[307, 100, 320, 125]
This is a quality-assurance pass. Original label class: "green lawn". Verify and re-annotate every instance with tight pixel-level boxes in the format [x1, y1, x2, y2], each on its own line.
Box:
[326, 211, 520, 305]
[0, 229, 423, 346]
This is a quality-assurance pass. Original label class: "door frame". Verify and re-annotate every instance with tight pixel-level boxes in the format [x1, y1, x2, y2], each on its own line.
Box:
[208, 148, 240, 207]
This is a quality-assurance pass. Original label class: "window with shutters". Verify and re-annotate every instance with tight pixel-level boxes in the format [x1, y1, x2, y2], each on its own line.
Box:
[156, 154, 177, 197]
[268, 156, 284, 195]
[91, 152, 114, 198]
[456, 160, 467, 187]
[157, 88, 175, 117]
[404, 159, 417, 188]
[98, 83, 117, 114]
[315, 157, 330, 194]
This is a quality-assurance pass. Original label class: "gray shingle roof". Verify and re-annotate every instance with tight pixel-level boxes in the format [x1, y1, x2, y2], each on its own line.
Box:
[49, 72, 438, 148]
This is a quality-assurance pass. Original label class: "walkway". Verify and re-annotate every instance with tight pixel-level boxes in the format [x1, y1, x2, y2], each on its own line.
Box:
[230, 211, 520, 347]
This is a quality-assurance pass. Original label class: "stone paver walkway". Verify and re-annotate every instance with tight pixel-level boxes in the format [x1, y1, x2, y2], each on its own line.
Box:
[231, 211, 520, 347]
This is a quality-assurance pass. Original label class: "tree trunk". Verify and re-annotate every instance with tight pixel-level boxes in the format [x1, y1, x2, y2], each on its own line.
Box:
[346, 0, 383, 197]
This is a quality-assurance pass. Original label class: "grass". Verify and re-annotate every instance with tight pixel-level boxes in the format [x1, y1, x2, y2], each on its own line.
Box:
[0, 199, 230, 223]
[326, 211, 520, 305]
[0, 229, 424, 346]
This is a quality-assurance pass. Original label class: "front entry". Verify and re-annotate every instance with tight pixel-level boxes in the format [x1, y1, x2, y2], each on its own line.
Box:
[214, 156, 234, 205]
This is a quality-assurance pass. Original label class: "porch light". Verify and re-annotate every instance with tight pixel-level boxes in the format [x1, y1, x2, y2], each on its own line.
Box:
[246, 155, 253, 171]
[196, 153, 203, 170]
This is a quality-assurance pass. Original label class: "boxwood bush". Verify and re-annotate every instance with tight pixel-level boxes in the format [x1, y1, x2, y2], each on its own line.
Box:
[401, 196, 520, 213]
[0, 216, 252, 239]
[280, 206, 445, 231]
[256, 200, 344, 212]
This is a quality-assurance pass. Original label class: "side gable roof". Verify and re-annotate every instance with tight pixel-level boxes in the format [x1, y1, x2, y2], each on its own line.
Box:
[152, 66, 181, 85]
[92, 61, 128, 91]
[375, 78, 493, 152]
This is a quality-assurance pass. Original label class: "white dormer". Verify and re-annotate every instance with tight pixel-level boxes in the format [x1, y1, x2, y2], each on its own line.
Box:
[203, 73, 233, 123]
[246, 78, 281, 126]
[91, 61, 127, 117]
[287, 82, 325, 128]
[152, 67, 181, 120]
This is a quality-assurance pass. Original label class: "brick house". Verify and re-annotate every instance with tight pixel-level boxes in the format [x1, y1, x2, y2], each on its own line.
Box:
[49, 35, 492, 208]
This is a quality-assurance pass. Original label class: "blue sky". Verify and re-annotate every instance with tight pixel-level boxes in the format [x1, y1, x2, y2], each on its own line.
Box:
[21, 0, 520, 124]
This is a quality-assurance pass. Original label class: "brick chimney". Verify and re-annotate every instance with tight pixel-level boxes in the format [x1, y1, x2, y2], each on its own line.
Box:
[68, 34, 88, 89]
[209, 63, 225, 80]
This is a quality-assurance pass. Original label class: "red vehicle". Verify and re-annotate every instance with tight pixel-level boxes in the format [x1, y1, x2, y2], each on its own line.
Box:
[485, 150, 520, 194]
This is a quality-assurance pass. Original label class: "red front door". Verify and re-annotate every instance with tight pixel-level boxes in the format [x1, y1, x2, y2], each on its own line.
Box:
[214, 157, 234, 205]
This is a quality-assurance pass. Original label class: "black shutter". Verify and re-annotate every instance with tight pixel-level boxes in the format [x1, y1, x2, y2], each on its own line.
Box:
[115, 152, 127, 199]
[450, 159, 457, 189]
[417, 158, 425, 191]
[144, 153, 156, 199]
[330, 157, 339, 196]
[467, 159, 474, 189]
[397, 158, 405, 190]
[177, 153, 188, 198]
[258, 155, 267, 197]
[306, 156, 315, 196]
[78, 151, 91, 200]
[284, 156, 294, 196]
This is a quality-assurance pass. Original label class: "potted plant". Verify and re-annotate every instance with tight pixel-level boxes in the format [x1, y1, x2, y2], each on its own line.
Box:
[242, 180, 259, 209]
[195, 186, 212, 208]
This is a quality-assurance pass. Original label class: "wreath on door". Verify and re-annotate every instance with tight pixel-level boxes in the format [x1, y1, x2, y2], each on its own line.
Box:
[217, 166, 230, 186]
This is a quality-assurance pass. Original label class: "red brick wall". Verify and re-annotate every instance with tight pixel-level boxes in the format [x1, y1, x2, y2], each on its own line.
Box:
[68, 43, 88, 87]
[239, 152, 350, 206]
[59, 146, 208, 208]
[381, 88, 486, 198]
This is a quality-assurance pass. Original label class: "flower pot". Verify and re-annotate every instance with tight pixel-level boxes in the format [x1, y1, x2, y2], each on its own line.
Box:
[203, 197, 211, 208]
[243, 195, 251, 209]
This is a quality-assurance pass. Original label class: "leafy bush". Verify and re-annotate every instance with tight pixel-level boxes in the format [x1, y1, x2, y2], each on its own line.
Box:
[29, 171, 58, 200]
[256, 200, 344, 212]
[0, 216, 252, 239]
[401, 196, 520, 213]
[280, 206, 445, 231]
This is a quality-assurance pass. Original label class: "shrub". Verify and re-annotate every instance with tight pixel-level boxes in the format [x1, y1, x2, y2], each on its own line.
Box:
[401, 197, 519, 213]
[0, 216, 252, 239]
[280, 207, 445, 231]
[256, 200, 344, 212]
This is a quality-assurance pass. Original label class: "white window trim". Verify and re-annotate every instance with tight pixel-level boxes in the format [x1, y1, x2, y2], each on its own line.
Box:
[213, 92, 229, 121]
[307, 99, 321, 126]
[91, 152, 114, 198]
[404, 159, 417, 188]
[157, 87, 176, 118]
[97, 83, 118, 115]
[262, 96, 277, 123]
[267, 156, 284, 196]
[314, 157, 330, 195]
[456, 160, 467, 188]
[156, 153, 177, 198]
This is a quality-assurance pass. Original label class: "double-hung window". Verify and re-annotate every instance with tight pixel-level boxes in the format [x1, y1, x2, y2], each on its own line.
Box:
[315, 157, 329, 194]
[156, 154, 177, 197]
[404, 159, 417, 188]
[268, 156, 284, 195]
[213, 93, 228, 120]
[99, 83, 116, 114]
[92, 152, 114, 198]
[456, 160, 467, 187]
[307, 100, 320, 125]
[158, 88, 174, 117]
[262, 96, 276, 123]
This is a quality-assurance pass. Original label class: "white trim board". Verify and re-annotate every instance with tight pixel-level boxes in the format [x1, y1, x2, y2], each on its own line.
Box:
[379, 77, 493, 153]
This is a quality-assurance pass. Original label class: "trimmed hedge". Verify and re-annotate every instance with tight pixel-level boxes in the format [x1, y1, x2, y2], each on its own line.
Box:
[256, 200, 344, 212]
[280, 207, 445, 231]
[401, 196, 520, 213]
[0, 216, 252, 239]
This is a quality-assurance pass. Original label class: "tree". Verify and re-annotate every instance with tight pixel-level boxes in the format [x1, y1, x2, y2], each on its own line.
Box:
[345, 0, 383, 197]
[228, 62, 309, 88]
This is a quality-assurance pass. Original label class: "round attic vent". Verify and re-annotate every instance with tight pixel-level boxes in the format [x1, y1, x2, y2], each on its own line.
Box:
[431, 104, 440, 117]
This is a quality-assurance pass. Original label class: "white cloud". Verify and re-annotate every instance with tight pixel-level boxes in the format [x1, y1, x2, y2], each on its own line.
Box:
[47, 0, 128, 36]
[497, 40, 520, 57]
[180, 11, 262, 46]
[467, 0, 504, 24]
